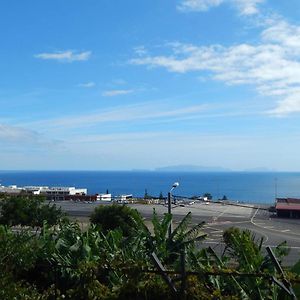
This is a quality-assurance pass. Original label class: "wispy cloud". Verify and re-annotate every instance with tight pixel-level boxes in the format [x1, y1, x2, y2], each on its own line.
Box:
[0, 123, 66, 158]
[102, 89, 134, 97]
[69, 131, 171, 143]
[177, 0, 265, 15]
[26, 102, 207, 130]
[177, 0, 223, 12]
[35, 50, 91, 62]
[0, 124, 38, 142]
[131, 17, 300, 116]
[133, 46, 148, 56]
[78, 82, 96, 88]
[112, 79, 127, 85]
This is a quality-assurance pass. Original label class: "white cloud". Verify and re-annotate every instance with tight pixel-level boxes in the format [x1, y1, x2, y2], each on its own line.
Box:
[78, 82, 96, 88]
[35, 50, 91, 62]
[177, 0, 223, 12]
[261, 20, 300, 52]
[232, 0, 264, 15]
[133, 46, 148, 57]
[177, 0, 264, 15]
[131, 18, 300, 116]
[268, 91, 300, 115]
[102, 89, 134, 97]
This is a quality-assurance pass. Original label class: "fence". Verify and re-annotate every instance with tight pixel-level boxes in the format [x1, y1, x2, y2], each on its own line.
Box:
[40, 246, 297, 300]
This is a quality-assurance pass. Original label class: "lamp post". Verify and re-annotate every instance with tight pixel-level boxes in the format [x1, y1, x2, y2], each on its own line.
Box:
[168, 182, 179, 238]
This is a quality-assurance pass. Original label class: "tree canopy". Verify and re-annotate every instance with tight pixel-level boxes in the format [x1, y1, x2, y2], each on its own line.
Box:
[0, 195, 64, 227]
[90, 204, 142, 236]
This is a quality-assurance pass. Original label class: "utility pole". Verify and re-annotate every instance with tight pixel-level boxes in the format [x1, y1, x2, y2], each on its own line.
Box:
[167, 182, 179, 239]
[168, 192, 172, 238]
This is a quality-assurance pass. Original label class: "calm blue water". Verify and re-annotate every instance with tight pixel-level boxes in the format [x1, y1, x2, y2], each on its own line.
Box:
[0, 171, 300, 204]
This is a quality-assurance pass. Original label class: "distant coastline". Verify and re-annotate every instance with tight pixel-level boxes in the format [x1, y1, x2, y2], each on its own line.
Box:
[0, 167, 282, 173]
[154, 165, 277, 173]
[1, 170, 300, 204]
[155, 165, 232, 172]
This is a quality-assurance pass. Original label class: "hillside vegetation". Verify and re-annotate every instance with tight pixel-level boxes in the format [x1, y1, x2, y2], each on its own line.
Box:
[0, 195, 299, 299]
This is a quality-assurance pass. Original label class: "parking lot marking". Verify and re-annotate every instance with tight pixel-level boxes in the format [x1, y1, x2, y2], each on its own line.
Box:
[206, 237, 218, 241]
[203, 241, 300, 250]
[251, 208, 259, 222]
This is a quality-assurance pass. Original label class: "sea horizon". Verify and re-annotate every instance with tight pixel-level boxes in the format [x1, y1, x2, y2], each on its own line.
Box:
[1, 170, 300, 204]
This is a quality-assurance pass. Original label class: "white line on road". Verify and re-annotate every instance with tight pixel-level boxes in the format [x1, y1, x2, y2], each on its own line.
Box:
[208, 221, 232, 225]
[203, 241, 300, 250]
[215, 207, 229, 220]
[251, 211, 300, 238]
[251, 208, 259, 222]
[265, 244, 300, 250]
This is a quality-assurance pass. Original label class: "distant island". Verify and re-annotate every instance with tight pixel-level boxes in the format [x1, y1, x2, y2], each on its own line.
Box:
[243, 167, 277, 172]
[155, 165, 231, 172]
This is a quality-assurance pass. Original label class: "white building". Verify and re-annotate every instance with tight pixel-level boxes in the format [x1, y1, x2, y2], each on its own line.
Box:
[22, 186, 87, 201]
[0, 184, 88, 201]
[0, 185, 22, 194]
[96, 193, 112, 201]
[115, 194, 133, 203]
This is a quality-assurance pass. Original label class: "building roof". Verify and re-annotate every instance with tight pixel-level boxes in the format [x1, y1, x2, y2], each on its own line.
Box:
[276, 204, 300, 211]
[276, 198, 300, 204]
[275, 198, 300, 211]
[0, 187, 22, 194]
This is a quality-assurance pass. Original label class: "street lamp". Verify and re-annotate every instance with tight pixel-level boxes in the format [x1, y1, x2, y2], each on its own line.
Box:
[168, 182, 179, 238]
[170, 181, 179, 192]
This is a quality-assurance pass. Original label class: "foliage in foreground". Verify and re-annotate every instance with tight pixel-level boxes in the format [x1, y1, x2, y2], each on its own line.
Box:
[0, 203, 297, 299]
[90, 203, 142, 237]
[0, 195, 64, 227]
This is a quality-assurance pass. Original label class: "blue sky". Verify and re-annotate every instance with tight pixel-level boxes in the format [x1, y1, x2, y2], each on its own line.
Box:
[1, 0, 300, 171]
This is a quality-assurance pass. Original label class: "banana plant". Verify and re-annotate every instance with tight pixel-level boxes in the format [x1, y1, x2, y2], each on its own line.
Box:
[134, 209, 207, 266]
[189, 227, 288, 299]
[190, 246, 251, 299]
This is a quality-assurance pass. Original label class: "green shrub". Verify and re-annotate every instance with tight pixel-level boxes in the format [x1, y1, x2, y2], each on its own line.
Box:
[0, 195, 64, 227]
[90, 204, 142, 237]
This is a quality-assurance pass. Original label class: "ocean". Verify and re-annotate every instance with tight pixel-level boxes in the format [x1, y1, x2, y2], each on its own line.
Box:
[1, 171, 300, 204]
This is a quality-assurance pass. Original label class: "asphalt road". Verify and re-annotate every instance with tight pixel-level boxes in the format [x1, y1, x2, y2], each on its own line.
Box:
[57, 201, 300, 266]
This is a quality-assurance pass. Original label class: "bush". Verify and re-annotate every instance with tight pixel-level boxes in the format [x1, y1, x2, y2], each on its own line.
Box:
[0, 273, 48, 300]
[90, 204, 142, 237]
[0, 195, 64, 227]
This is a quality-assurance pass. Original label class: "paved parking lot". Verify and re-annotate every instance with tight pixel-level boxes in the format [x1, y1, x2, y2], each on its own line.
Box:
[57, 201, 300, 266]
